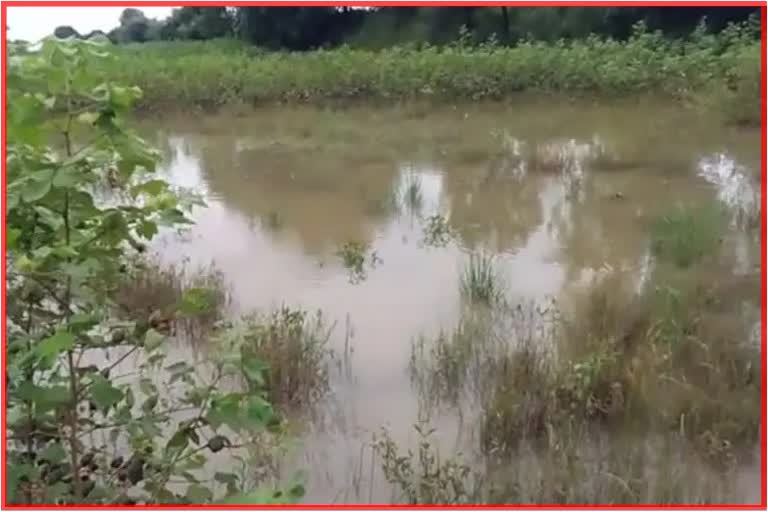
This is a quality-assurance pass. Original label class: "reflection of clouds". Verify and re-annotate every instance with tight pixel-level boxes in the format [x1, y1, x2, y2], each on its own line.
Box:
[698, 153, 759, 227]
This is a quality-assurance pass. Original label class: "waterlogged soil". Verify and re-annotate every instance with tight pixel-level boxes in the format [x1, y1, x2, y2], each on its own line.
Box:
[138, 98, 762, 504]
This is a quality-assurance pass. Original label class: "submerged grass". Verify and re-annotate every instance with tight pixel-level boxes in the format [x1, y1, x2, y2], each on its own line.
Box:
[111, 255, 230, 339]
[400, 264, 758, 503]
[103, 27, 759, 122]
[476, 268, 759, 465]
[238, 307, 333, 409]
[460, 252, 503, 305]
[375, 420, 742, 505]
[650, 203, 725, 268]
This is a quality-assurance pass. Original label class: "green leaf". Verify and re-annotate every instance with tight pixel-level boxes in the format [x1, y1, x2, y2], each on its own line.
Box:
[166, 427, 189, 452]
[109, 84, 142, 110]
[39, 442, 67, 463]
[6, 228, 21, 250]
[179, 287, 216, 316]
[90, 374, 124, 410]
[131, 179, 168, 198]
[246, 395, 273, 425]
[36, 330, 74, 364]
[180, 471, 200, 483]
[214, 472, 239, 485]
[21, 169, 54, 202]
[144, 329, 165, 351]
[76, 111, 99, 125]
[52, 166, 81, 188]
[137, 220, 158, 240]
[241, 356, 268, 387]
[141, 394, 158, 413]
[69, 313, 100, 332]
[186, 484, 213, 504]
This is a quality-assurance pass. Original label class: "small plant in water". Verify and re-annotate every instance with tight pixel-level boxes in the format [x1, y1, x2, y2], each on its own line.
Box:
[399, 173, 424, 215]
[336, 241, 382, 284]
[237, 306, 333, 409]
[460, 252, 503, 305]
[263, 211, 283, 231]
[650, 203, 725, 268]
[421, 214, 454, 248]
[112, 256, 230, 341]
[373, 423, 482, 505]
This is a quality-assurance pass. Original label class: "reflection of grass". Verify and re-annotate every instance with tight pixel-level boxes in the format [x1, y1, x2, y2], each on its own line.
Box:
[401, 173, 423, 214]
[460, 252, 502, 305]
[263, 211, 283, 231]
[650, 203, 724, 268]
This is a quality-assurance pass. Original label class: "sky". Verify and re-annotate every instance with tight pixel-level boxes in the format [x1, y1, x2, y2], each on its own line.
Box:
[7, 6, 174, 42]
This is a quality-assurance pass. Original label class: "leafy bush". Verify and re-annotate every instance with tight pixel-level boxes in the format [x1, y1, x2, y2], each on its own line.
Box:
[5, 37, 300, 505]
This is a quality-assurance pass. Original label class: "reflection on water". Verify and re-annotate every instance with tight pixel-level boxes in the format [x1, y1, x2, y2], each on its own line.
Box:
[138, 101, 761, 503]
[698, 152, 760, 228]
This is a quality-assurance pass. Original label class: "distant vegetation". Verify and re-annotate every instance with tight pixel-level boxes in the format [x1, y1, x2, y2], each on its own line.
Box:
[51, 6, 759, 50]
[38, 8, 760, 123]
[97, 22, 759, 124]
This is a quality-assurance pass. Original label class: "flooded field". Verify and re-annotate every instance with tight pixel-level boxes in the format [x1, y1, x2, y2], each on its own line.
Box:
[138, 99, 761, 504]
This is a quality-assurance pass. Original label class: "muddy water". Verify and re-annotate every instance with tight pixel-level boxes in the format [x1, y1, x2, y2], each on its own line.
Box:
[139, 99, 761, 503]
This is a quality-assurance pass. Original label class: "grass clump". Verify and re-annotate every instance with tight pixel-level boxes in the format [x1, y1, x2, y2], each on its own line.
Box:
[421, 214, 454, 248]
[111, 255, 230, 339]
[478, 269, 759, 469]
[460, 252, 503, 305]
[650, 203, 725, 268]
[336, 241, 382, 284]
[238, 307, 332, 409]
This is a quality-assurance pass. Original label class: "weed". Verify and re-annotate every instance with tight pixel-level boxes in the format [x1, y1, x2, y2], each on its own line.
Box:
[460, 252, 503, 305]
[336, 241, 382, 284]
[111, 255, 230, 340]
[650, 203, 725, 268]
[373, 423, 482, 505]
[238, 307, 333, 409]
[399, 173, 424, 215]
[421, 214, 454, 248]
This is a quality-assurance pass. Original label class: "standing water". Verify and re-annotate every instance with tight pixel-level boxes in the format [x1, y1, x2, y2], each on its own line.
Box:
[137, 99, 761, 504]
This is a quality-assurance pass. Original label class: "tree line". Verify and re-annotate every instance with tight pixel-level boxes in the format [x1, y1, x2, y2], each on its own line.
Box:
[53, 6, 760, 50]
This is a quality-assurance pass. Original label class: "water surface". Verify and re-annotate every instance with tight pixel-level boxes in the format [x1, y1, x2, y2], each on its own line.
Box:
[139, 99, 761, 503]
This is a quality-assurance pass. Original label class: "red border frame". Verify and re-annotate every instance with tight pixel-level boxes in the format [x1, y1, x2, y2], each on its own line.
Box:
[1, 1, 766, 509]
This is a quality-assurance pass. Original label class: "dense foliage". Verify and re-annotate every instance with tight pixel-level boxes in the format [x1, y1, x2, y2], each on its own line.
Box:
[5, 36, 303, 505]
[51, 7, 760, 49]
[101, 21, 759, 125]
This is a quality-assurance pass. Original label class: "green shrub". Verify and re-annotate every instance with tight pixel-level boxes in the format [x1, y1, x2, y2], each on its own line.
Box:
[650, 203, 725, 268]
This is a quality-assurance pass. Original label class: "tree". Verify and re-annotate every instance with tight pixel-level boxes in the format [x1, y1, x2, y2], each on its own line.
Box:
[161, 7, 233, 40]
[110, 8, 163, 43]
[53, 25, 80, 39]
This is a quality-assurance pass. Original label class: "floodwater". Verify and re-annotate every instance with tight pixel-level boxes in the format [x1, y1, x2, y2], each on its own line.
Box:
[139, 99, 761, 504]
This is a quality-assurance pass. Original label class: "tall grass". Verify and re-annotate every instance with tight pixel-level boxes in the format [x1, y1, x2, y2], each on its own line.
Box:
[238, 307, 333, 409]
[460, 252, 503, 305]
[477, 269, 759, 465]
[650, 203, 725, 268]
[102, 25, 759, 119]
[111, 255, 230, 339]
